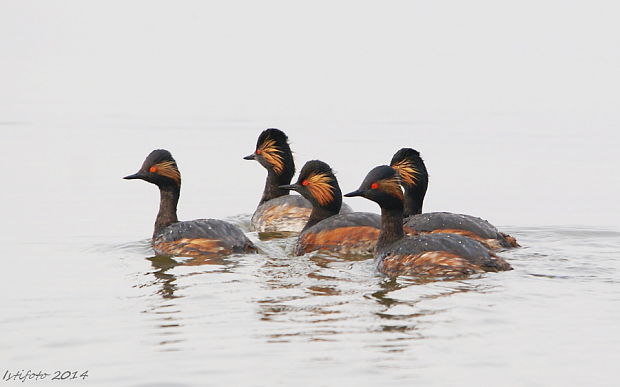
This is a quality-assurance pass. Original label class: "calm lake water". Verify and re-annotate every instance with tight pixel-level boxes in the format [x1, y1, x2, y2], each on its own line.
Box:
[2, 116, 619, 386]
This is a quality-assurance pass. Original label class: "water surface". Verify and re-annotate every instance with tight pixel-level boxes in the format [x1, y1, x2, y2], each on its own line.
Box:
[1, 119, 618, 386]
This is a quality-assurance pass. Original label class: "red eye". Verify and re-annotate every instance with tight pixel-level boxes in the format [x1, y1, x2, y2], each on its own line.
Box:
[149, 166, 158, 173]
[302, 180, 309, 186]
[370, 183, 378, 189]
[256, 149, 262, 155]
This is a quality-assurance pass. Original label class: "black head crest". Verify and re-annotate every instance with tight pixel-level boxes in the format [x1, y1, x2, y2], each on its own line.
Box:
[389, 148, 428, 216]
[296, 160, 340, 209]
[124, 149, 181, 187]
[249, 128, 295, 178]
[344, 165, 403, 209]
[279, 159, 342, 211]
[298, 160, 334, 182]
[390, 148, 428, 187]
[257, 128, 289, 148]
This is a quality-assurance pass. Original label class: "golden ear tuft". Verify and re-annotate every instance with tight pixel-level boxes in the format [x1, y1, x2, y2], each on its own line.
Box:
[377, 176, 404, 200]
[391, 159, 419, 185]
[257, 138, 284, 174]
[153, 161, 181, 184]
[304, 172, 334, 206]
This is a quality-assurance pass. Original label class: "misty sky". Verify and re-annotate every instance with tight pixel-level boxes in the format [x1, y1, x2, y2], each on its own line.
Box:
[2, 1, 618, 122]
[1, 1, 619, 228]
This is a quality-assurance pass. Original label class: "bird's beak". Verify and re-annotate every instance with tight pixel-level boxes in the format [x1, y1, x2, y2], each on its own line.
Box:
[279, 184, 300, 191]
[123, 172, 144, 180]
[243, 154, 256, 160]
[344, 189, 365, 197]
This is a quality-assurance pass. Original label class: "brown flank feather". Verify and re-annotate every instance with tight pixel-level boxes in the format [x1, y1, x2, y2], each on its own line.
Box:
[297, 226, 379, 255]
[500, 232, 521, 247]
[305, 172, 335, 206]
[258, 138, 284, 174]
[154, 238, 230, 257]
[380, 251, 481, 277]
[252, 202, 312, 233]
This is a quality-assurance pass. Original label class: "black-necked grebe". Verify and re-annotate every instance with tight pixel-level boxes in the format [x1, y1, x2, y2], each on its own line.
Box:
[124, 149, 257, 257]
[345, 166, 512, 277]
[279, 160, 380, 256]
[390, 148, 519, 250]
[244, 128, 351, 233]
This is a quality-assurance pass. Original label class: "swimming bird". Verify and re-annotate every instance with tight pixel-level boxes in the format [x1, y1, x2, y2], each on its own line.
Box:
[390, 148, 519, 250]
[345, 166, 512, 277]
[279, 160, 380, 256]
[124, 149, 257, 257]
[244, 128, 351, 233]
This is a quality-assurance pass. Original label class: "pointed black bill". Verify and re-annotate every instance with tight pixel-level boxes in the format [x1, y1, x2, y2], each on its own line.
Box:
[279, 184, 300, 191]
[344, 189, 364, 197]
[123, 173, 144, 180]
[243, 154, 256, 160]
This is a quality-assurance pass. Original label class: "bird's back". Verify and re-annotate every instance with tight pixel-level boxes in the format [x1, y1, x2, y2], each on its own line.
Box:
[251, 195, 353, 233]
[154, 219, 257, 257]
[404, 212, 518, 249]
[377, 233, 512, 277]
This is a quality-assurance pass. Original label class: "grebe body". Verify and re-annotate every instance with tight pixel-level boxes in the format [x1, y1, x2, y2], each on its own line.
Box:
[403, 212, 518, 250]
[125, 149, 257, 258]
[374, 233, 511, 277]
[244, 128, 350, 233]
[345, 166, 511, 277]
[280, 160, 380, 256]
[152, 218, 257, 257]
[390, 148, 519, 250]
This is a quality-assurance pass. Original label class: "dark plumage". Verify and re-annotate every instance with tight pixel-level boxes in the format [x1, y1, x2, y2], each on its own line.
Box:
[403, 212, 517, 250]
[280, 160, 380, 256]
[390, 148, 519, 250]
[345, 165, 512, 277]
[245, 128, 296, 203]
[375, 233, 511, 277]
[390, 148, 428, 216]
[125, 149, 257, 257]
[244, 128, 351, 233]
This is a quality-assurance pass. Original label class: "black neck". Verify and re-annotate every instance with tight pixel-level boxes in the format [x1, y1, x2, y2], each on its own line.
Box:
[259, 169, 293, 205]
[154, 186, 180, 237]
[376, 207, 405, 253]
[403, 184, 426, 217]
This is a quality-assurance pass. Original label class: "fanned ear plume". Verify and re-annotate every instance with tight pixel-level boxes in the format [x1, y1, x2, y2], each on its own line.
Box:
[153, 161, 181, 184]
[391, 158, 420, 185]
[377, 175, 404, 200]
[258, 138, 284, 174]
[305, 172, 335, 206]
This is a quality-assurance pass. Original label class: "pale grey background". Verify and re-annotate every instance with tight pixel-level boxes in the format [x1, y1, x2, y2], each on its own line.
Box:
[1, 0, 618, 231]
[1, 3, 619, 386]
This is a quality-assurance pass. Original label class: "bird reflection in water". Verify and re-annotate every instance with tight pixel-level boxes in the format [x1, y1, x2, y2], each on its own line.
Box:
[140, 253, 238, 351]
[146, 254, 237, 298]
[368, 275, 495, 352]
[254, 251, 371, 343]
[252, 244, 498, 347]
[147, 255, 180, 299]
